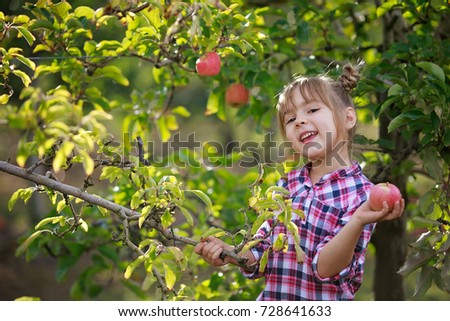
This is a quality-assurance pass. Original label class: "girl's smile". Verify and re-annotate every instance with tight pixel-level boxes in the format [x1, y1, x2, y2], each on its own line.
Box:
[299, 131, 318, 143]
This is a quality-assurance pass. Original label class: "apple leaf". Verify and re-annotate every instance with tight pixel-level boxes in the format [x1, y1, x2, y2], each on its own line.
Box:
[178, 206, 194, 226]
[163, 262, 176, 290]
[259, 250, 269, 273]
[186, 189, 213, 213]
[201, 227, 227, 239]
[13, 26, 36, 46]
[398, 247, 435, 277]
[124, 255, 145, 280]
[413, 265, 434, 297]
[15, 230, 47, 256]
[417, 61, 446, 89]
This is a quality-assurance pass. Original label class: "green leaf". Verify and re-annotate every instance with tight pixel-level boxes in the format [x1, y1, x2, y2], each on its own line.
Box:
[376, 1, 400, 17]
[14, 54, 36, 70]
[259, 250, 269, 273]
[201, 227, 227, 239]
[186, 189, 213, 212]
[97, 206, 108, 216]
[8, 190, 22, 211]
[418, 190, 435, 215]
[272, 233, 287, 252]
[35, 216, 64, 230]
[171, 106, 191, 117]
[388, 110, 425, 133]
[294, 243, 305, 263]
[8, 187, 35, 211]
[12, 15, 30, 24]
[417, 61, 446, 89]
[0, 94, 10, 104]
[265, 186, 290, 197]
[251, 211, 274, 234]
[94, 65, 129, 86]
[78, 149, 94, 176]
[12, 69, 32, 87]
[376, 96, 399, 118]
[205, 92, 219, 116]
[16, 230, 46, 256]
[56, 199, 66, 213]
[413, 266, 434, 297]
[124, 255, 145, 279]
[74, 6, 95, 19]
[387, 83, 403, 97]
[147, 7, 162, 29]
[241, 238, 265, 254]
[161, 209, 175, 230]
[79, 218, 88, 232]
[423, 148, 443, 180]
[163, 262, 176, 290]
[130, 190, 144, 210]
[13, 26, 36, 46]
[99, 166, 123, 183]
[138, 205, 153, 228]
[53, 141, 74, 173]
[398, 248, 435, 277]
[179, 206, 194, 226]
[53, 1, 72, 19]
[156, 116, 171, 142]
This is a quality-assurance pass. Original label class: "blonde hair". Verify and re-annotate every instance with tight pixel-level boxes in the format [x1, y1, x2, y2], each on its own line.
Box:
[276, 62, 363, 151]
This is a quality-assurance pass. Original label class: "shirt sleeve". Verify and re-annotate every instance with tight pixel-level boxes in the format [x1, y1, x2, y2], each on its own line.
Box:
[311, 193, 375, 283]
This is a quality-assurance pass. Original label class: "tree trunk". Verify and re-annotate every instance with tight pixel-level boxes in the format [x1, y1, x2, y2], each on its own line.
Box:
[369, 1, 411, 301]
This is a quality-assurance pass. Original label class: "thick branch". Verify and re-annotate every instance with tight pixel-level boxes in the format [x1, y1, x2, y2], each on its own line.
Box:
[0, 160, 255, 271]
[1, 160, 138, 220]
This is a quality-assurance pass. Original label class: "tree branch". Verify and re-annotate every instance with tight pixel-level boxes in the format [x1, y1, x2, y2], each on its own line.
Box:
[0, 160, 256, 272]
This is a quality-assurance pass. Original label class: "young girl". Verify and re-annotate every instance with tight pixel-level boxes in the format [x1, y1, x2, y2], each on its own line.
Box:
[194, 63, 405, 300]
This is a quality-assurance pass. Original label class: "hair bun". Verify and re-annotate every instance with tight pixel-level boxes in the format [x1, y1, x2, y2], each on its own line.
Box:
[338, 61, 364, 93]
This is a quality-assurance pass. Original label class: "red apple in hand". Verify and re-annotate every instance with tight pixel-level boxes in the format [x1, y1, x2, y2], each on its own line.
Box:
[225, 83, 249, 107]
[195, 52, 221, 76]
[369, 182, 402, 211]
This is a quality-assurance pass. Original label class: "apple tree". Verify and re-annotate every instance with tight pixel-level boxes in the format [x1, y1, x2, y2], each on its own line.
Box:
[0, 0, 449, 300]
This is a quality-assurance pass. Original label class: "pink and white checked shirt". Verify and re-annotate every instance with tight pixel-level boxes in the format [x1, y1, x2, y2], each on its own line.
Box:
[243, 162, 374, 300]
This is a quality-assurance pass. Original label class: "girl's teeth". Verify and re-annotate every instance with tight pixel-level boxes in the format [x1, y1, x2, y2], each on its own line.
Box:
[301, 132, 315, 141]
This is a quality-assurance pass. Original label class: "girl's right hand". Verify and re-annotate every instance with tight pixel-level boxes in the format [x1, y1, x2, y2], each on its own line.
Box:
[194, 236, 234, 266]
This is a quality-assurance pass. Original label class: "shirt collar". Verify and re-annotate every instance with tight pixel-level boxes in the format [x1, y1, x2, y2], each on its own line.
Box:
[318, 161, 361, 184]
[293, 161, 361, 186]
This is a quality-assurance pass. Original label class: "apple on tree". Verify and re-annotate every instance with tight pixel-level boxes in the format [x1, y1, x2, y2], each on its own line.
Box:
[195, 52, 221, 76]
[368, 182, 402, 211]
[225, 83, 249, 107]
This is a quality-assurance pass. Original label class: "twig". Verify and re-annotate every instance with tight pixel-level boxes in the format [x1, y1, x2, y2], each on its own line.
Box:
[136, 136, 151, 166]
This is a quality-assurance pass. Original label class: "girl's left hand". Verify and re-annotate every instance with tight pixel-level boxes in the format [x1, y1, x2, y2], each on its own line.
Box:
[352, 198, 405, 226]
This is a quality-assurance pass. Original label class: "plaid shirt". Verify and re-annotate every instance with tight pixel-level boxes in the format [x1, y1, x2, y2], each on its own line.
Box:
[243, 162, 374, 300]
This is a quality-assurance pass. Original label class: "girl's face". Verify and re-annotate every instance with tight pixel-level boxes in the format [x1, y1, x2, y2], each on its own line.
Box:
[283, 90, 354, 165]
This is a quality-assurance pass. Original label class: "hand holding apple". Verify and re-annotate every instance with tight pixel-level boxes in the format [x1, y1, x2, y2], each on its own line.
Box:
[195, 52, 221, 76]
[369, 182, 402, 211]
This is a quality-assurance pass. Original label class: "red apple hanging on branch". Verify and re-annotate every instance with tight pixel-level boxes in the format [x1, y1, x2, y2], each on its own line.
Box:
[195, 52, 221, 76]
[369, 182, 402, 211]
[225, 83, 249, 108]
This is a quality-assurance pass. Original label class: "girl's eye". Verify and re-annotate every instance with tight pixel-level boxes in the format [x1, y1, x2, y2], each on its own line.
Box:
[286, 117, 295, 125]
[308, 108, 319, 113]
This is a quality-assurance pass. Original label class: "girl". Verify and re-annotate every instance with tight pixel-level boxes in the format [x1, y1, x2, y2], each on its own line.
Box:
[194, 63, 405, 300]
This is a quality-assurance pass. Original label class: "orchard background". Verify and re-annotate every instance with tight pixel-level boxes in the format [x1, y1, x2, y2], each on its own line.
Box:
[0, 0, 449, 301]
